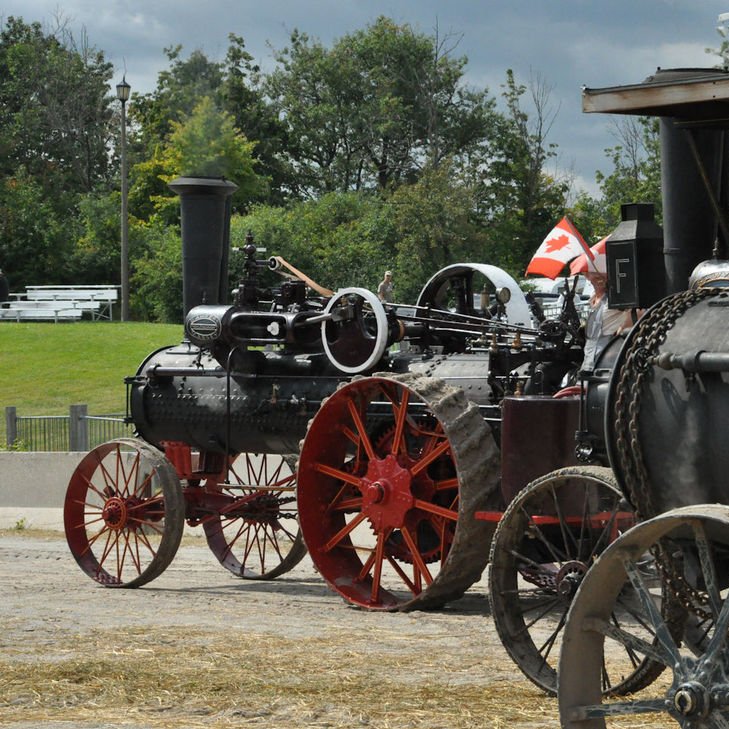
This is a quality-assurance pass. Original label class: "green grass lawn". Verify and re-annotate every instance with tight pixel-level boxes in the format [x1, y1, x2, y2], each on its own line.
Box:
[1, 322, 182, 437]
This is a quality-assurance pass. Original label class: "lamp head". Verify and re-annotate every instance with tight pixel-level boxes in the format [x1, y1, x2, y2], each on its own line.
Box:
[116, 77, 131, 103]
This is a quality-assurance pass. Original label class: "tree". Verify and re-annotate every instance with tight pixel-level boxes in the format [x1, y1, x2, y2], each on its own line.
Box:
[0, 15, 115, 286]
[230, 192, 394, 294]
[132, 45, 224, 154]
[473, 70, 570, 275]
[0, 171, 71, 286]
[154, 95, 265, 216]
[389, 161, 489, 301]
[221, 34, 292, 204]
[132, 38, 289, 207]
[570, 116, 661, 243]
[0, 16, 114, 195]
[265, 17, 497, 196]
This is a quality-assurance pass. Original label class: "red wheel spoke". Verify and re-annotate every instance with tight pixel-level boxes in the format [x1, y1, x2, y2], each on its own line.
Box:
[356, 549, 377, 582]
[389, 388, 410, 457]
[323, 512, 367, 552]
[410, 438, 451, 476]
[413, 498, 459, 522]
[244, 453, 260, 484]
[123, 450, 142, 496]
[128, 517, 164, 535]
[130, 468, 157, 500]
[219, 520, 246, 560]
[97, 528, 118, 573]
[264, 525, 286, 562]
[134, 526, 161, 556]
[79, 473, 111, 502]
[370, 528, 390, 603]
[385, 555, 419, 595]
[119, 531, 136, 575]
[401, 526, 433, 585]
[342, 424, 359, 447]
[80, 524, 108, 555]
[434, 477, 459, 491]
[313, 461, 363, 487]
[331, 497, 364, 511]
[346, 396, 376, 461]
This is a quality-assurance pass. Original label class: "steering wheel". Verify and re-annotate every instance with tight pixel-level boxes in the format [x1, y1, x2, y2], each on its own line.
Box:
[321, 288, 389, 373]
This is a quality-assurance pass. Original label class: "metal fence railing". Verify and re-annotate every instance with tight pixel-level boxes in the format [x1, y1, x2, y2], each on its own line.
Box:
[5, 405, 134, 452]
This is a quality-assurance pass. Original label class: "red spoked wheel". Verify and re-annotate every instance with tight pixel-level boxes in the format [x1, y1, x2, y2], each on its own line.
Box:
[203, 453, 307, 579]
[297, 374, 500, 611]
[64, 438, 184, 587]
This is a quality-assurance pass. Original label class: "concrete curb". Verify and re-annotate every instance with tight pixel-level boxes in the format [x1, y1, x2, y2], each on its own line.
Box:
[0, 452, 84, 530]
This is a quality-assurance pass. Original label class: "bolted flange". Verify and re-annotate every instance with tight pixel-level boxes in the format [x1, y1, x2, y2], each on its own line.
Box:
[102, 497, 128, 530]
[360, 455, 415, 532]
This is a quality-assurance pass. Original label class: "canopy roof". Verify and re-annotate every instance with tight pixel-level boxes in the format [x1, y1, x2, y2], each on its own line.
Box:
[582, 68, 729, 126]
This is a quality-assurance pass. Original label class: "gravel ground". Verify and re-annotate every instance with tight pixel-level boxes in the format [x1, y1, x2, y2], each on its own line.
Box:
[0, 530, 559, 729]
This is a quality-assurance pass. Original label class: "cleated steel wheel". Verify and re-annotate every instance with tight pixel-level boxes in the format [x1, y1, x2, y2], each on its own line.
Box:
[297, 373, 500, 611]
[558, 505, 729, 728]
[64, 438, 184, 587]
[203, 453, 307, 579]
[489, 466, 650, 696]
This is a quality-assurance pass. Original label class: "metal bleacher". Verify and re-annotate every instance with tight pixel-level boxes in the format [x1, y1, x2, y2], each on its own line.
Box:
[0, 285, 119, 322]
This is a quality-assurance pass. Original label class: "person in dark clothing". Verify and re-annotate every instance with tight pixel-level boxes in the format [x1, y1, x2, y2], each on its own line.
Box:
[0, 269, 9, 303]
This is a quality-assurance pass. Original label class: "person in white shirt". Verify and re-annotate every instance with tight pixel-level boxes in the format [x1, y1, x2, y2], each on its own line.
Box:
[581, 271, 635, 371]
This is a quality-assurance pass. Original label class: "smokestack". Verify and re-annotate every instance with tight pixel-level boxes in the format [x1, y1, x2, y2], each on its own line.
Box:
[168, 176, 238, 317]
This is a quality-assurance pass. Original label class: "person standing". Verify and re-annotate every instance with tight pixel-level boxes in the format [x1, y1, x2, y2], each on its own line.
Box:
[581, 270, 634, 372]
[377, 270, 394, 302]
[0, 269, 8, 303]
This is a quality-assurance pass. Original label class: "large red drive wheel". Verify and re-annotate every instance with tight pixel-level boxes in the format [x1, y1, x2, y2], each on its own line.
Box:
[203, 453, 307, 579]
[297, 374, 500, 610]
[64, 438, 184, 587]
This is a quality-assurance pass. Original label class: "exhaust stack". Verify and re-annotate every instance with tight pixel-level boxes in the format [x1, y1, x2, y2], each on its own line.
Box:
[168, 176, 238, 317]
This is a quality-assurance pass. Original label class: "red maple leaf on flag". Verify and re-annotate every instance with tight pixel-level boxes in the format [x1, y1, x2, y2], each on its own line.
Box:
[545, 234, 571, 253]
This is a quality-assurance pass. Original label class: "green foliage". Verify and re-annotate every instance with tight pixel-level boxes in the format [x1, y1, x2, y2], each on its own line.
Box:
[473, 70, 570, 275]
[231, 192, 394, 294]
[388, 162, 490, 301]
[130, 218, 183, 322]
[265, 17, 497, 196]
[569, 117, 662, 242]
[70, 191, 122, 284]
[132, 46, 224, 151]
[0, 171, 72, 287]
[131, 97, 266, 226]
[0, 16, 115, 287]
[0, 16, 114, 194]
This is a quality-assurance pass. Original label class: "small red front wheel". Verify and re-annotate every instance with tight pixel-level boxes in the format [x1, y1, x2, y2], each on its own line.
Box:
[64, 438, 184, 587]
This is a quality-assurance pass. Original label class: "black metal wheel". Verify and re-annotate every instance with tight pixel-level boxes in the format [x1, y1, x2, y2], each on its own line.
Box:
[559, 505, 729, 728]
[488, 466, 655, 695]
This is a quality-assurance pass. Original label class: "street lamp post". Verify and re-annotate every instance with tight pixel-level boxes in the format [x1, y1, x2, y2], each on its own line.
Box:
[116, 76, 131, 321]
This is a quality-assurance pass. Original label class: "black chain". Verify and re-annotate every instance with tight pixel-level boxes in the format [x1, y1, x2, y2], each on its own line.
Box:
[612, 288, 720, 618]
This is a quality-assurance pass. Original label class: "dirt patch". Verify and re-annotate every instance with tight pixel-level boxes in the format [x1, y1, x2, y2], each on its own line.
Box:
[0, 531, 667, 729]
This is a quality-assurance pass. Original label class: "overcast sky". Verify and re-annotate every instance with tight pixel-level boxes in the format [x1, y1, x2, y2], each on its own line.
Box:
[4, 0, 729, 194]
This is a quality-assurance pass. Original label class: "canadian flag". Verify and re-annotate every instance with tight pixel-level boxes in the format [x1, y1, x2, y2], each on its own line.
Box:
[525, 216, 593, 279]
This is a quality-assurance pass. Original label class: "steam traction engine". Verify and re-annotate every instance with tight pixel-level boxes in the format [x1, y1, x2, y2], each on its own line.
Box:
[553, 69, 729, 727]
[64, 180, 642, 695]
